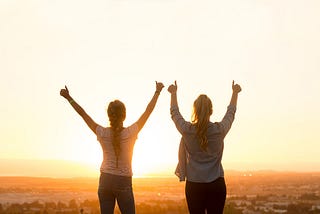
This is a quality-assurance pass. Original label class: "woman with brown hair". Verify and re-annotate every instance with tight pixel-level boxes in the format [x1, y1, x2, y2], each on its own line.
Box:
[60, 81, 164, 214]
[168, 80, 241, 214]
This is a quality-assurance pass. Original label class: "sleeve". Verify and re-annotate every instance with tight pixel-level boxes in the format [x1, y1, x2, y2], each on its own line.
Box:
[175, 138, 186, 182]
[128, 123, 139, 138]
[170, 106, 192, 134]
[219, 105, 237, 136]
[96, 125, 104, 141]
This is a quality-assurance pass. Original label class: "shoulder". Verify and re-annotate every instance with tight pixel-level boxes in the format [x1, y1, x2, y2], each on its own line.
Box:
[96, 125, 111, 137]
[123, 123, 139, 136]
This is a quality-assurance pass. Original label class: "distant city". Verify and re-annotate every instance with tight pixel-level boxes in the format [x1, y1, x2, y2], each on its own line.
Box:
[0, 171, 319, 213]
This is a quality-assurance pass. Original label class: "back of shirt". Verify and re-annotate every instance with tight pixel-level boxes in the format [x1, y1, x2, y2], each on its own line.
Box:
[171, 105, 236, 182]
[96, 123, 139, 177]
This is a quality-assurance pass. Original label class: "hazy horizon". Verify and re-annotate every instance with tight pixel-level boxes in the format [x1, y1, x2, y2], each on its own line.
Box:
[1, 158, 319, 178]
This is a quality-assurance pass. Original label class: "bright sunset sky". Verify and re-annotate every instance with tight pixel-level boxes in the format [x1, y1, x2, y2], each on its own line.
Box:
[1, 0, 320, 177]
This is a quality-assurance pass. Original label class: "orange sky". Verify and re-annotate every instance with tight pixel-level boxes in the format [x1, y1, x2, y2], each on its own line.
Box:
[1, 0, 320, 177]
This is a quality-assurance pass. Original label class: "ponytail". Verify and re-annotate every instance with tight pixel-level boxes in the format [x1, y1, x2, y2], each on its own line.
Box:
[191, 95, 213, 151]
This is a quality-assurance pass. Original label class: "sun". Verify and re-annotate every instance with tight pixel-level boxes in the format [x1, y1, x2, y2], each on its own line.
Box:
[131, 128, 178, 177]
[132, 143, 159, 177]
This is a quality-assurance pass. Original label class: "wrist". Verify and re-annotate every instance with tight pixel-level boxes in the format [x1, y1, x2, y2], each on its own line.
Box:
[64, 94, 71, 100]
[155, 90, 161, 94]
[66, 96, 73, 102]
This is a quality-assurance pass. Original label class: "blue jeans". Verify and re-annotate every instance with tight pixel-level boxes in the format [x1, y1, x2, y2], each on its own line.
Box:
[98, 172, 135, 214]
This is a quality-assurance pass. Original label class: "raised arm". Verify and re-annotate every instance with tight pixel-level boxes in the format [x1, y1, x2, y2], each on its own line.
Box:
[230, 80, 242, 107]
[220, 80, 242, 135]
[60, 86, 98, 134]
[168, 81, 191, 134]
[136, 81, 164, 131]
[168, 80, 178, 108]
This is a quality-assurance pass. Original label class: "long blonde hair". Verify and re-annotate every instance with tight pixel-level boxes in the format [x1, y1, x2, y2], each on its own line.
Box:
[107, 100, 126, 167]
[191, 94, 213, 151]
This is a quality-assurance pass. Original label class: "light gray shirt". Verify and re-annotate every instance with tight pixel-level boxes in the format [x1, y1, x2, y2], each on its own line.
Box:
[96, 123, 139, 177]
[171, 105, 236, 183]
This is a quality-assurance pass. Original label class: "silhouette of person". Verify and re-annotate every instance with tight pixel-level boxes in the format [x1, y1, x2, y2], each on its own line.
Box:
[168, 80, 241, 214]
[60, 81, 164, 214]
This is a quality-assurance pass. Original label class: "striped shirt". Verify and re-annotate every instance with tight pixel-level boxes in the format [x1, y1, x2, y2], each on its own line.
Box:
[96, 123, 139, 177]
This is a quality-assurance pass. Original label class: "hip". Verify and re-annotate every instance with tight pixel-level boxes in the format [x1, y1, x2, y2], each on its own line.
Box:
[98, 172, 132, 191]
[186, 177, 226, 192]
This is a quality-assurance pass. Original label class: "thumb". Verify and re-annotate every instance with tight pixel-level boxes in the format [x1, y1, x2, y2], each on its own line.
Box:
[65, 85, 69, 93]
[232, 80, 234, 87]
[174, 80, 177, 86]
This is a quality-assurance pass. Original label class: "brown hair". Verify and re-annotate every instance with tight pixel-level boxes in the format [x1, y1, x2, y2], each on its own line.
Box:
[191, 94, 213, 151]
[107, 100, 126, 167]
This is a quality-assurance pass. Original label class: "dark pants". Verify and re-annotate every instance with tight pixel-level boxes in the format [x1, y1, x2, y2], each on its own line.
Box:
[185, 177, 226, 214]
[98, 172, 135, 214]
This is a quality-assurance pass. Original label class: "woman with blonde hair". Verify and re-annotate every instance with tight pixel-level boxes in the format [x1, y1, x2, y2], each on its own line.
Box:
[60, 81, 164, 214]
[168, 80, 241, 214]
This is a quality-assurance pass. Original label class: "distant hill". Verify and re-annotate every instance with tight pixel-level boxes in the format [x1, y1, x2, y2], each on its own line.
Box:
[0, 159, 99, 178]
[1, 159, 319, 178]
[0, 159, 175, 178]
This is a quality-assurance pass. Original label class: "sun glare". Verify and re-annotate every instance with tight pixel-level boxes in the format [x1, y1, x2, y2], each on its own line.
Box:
[132, 144, 165, 177]
[132, 128, 178, 177]
[72, 128, 176, 178]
